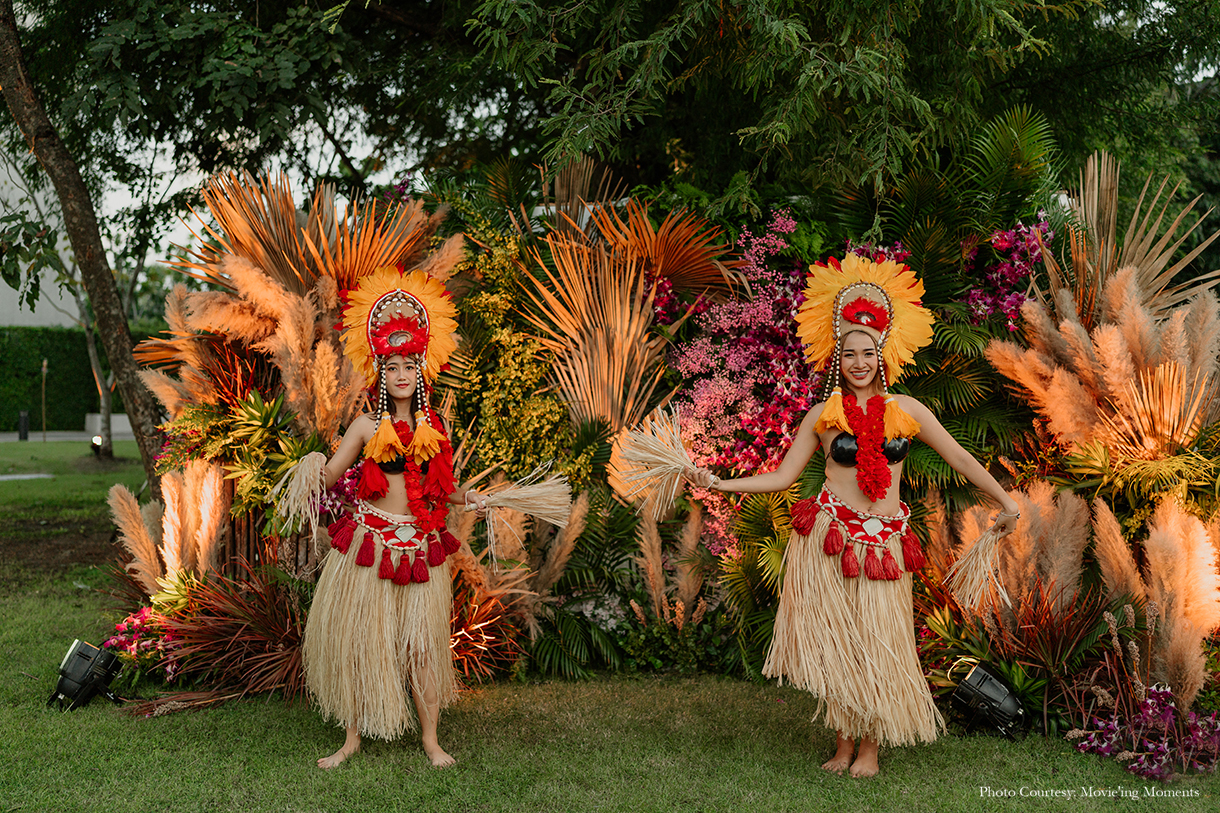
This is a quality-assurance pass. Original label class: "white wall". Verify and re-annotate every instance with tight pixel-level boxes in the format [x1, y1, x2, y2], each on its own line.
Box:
[0, 168, 79, 328]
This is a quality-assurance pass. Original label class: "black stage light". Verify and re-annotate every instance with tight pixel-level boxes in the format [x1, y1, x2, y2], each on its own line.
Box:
[950, 661, 1026, 738]
[46, 639, 123, 710]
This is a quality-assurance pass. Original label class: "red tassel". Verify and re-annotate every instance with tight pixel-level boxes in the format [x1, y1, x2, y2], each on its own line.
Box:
[901, 530, 925, 572]
[412, 554, 430, 583]
[822, 522, 845, 555]
[790, 497, 818, 535]
[328, 517, 355, 553]
[438, 528, 461, 556]
[427, 539, 445, 567]
[841, 544, 860, 578]
[863, 546, 883, 580]
[378, 547, 395, 580]
[881, 548, 902, 580]
[392, 552, 413, 585]
[357, 458, 388, 501]
[354, 531, 376, 567]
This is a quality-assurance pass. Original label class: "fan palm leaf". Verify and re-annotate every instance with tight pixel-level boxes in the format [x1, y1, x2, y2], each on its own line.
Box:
[519, 238, 672, 432]
[586, 198, 746, 296]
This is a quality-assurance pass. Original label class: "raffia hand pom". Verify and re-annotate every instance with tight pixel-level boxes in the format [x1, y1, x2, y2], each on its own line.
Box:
[472, 463, 573, 527]
[619, 407, 696, 520]
[270, 451, 327, 542]
[470, 463, 572, 567]
[944, 527, 1011, 612]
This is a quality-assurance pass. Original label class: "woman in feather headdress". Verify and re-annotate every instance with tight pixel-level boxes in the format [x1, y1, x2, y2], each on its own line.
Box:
[298, 267, 488, 769]
[686, 254, 1020, 777]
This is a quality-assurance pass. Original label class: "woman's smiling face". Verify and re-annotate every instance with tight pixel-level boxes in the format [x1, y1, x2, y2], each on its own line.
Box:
[383, 355, 419, 402]
[840, 330, 880, 393]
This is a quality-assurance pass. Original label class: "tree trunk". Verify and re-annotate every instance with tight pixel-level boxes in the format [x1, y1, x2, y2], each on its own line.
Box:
[0, 0, 160, 494]
[72, 285, 113, 458]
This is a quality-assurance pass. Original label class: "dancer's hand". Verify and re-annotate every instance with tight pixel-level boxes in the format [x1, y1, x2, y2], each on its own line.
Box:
[684, 466, 721, 490]
[463, 490, 489, 518]
[990, 504, 1020, 538]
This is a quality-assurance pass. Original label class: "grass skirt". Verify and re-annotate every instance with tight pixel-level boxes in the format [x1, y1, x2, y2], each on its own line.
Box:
[763, 501, 944, 746]
[302, 516, 456, 741]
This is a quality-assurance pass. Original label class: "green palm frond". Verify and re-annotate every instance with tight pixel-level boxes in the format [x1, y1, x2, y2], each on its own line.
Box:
[964, 105, 1059, 230]
[931, 307, 994, 358]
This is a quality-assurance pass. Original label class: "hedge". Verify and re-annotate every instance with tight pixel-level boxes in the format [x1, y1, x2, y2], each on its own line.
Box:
[0, 326, 102, 432]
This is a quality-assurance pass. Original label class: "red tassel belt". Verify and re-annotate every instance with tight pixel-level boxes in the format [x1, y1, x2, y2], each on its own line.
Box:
[325, 500, 462, 585]
[789, 487, 926, 581]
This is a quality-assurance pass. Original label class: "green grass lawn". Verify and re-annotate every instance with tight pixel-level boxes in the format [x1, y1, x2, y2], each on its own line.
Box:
[2, 570, 1218, 813]
[0, 440, 147, 515]
[1, 445, 1218, 811]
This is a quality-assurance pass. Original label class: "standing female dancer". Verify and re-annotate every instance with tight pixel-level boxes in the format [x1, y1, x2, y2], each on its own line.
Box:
[688, 254, 1019, 777]
[300, 267, 487, 769]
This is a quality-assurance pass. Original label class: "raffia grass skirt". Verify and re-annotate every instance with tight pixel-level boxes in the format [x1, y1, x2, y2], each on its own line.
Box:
[763, 509, 944, 746]
[302, 525, 456, 741]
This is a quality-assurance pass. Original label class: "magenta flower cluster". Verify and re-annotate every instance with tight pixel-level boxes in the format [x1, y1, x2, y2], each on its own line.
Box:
[1075, 685, 1220, 781]
[845, 239, 911, 264]
[670, 209, 815, 556]
[963, 219, 1052, 331]
[103, 606, 180, 682]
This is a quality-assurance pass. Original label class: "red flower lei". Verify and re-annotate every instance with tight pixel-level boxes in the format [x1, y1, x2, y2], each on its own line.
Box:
[842, 392, 891, 502]
[356, 418, 456, 533]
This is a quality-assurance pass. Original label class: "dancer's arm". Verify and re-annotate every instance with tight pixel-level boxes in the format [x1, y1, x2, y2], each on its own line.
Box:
[323, 414, 374, 488]
[686, 405, 825, 494]
[898, 395, 1020, 535]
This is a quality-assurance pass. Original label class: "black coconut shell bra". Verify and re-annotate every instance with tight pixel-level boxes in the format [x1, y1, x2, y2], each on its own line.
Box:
[829, 433, 910, 467]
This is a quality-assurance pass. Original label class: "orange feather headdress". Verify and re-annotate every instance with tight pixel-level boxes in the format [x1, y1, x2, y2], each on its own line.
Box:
[794, 254, 935, 439]
[339, 267, 458, 462]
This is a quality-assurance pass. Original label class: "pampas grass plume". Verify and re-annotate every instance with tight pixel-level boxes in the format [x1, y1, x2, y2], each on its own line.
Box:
[108, 484, 162, 594]
[1091, 499, 1145, 601]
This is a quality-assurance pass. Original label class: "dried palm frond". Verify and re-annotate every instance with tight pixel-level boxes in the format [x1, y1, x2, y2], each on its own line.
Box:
[1042, 150, 1220, 323]
[539, 157, 625, 239]
[586, 198, 746, 296]
[617, 406, 695, 519]
[520, 238, 673, 432]
[1094, 362, 1214, 461]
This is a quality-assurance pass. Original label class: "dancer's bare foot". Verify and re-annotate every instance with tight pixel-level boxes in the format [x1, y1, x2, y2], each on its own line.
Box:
[849, 737, 879, 778]
[318, 725, 361, 769]
[317, 742, 359, 769]
[821, 733, 854, 774]
[424, 742, 456, 768]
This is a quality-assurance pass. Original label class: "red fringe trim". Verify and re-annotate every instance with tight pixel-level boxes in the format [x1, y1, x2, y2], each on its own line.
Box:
[881, 548, 903, 580]
[378, 548, 395, 580]
[354, 531, 376, 567]
[327, 517, 355, 553]
[901, 530, 925, 572]
[790, 497, 818, 535]
[863, 546, 883, 580]
[357, 458, 389, 501]
[841, 544, 860, 578]
[412, 554, 429, 583]
[438, 528, 461, 556]
[392, 552, 414, 585]
[822, 522, 845, 555]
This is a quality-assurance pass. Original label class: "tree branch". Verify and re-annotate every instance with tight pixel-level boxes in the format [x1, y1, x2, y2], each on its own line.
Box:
[0, 0, 160, 493]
